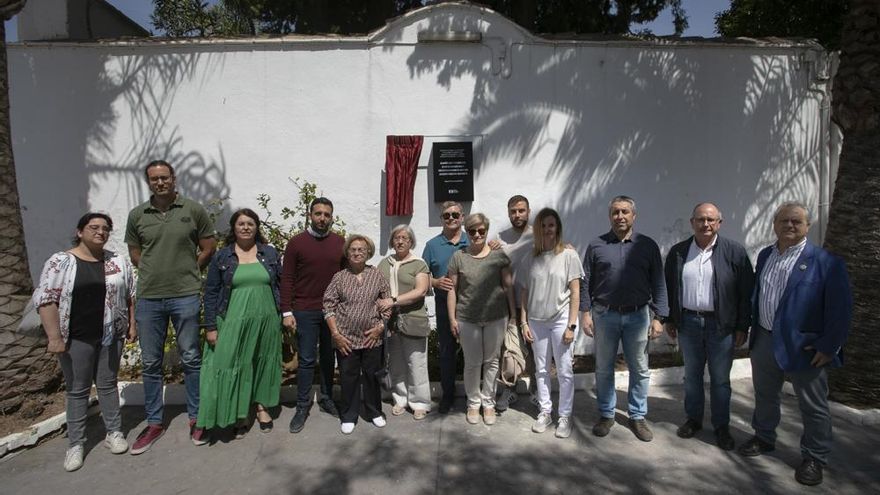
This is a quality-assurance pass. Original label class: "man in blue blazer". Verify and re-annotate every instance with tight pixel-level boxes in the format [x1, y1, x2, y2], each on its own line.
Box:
[738, 202, 852, 486]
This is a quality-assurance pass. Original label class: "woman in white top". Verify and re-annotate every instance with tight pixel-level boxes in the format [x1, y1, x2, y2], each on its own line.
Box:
[520, 208, 584, 438]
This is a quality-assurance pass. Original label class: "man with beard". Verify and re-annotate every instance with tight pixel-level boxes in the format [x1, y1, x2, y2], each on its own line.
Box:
[281, 197, 345, 433]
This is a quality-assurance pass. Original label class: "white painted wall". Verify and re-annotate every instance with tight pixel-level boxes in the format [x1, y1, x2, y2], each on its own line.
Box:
[9, 5, 832, 351]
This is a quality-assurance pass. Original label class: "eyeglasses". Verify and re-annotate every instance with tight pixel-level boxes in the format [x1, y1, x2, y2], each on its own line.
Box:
[692, 217, 720, 225]
[85, 225, 112, 233]
[348, 248, 368, 254]
[442, 211, 461, 220]
[467, 228, 487, 237]
[392, 235, 411, 243]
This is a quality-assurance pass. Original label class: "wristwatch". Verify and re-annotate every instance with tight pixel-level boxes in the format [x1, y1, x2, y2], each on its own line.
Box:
[567, 324, 576, 332]
[654, 315, 668, 324]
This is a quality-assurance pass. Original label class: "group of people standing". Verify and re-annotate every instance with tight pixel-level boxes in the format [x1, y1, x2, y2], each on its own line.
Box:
[33, 160, 851, 487]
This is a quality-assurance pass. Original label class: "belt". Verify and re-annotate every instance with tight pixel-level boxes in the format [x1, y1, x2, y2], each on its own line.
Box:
[683, 308, 715, 318]
[601, 303, 644, 314]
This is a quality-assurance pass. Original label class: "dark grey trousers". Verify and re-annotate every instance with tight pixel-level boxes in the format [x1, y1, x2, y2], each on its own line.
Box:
[750, 326, 832, 464]
[58, 339, 123, 447]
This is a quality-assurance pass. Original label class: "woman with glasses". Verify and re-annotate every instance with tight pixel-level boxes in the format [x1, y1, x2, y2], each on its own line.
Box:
[33, 213, 137, 471]
[323, 235, 392, 434]
[446, 213, 515, 425]
[519, 208, 584, 438]
[377, 224, 432, 420]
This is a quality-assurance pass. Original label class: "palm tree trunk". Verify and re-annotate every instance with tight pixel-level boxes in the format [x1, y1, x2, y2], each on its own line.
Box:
[825, 0, 880, 407]
[0, 3, 62, 415]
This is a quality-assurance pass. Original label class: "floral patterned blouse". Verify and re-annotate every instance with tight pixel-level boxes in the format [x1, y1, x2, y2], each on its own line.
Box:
[323, 266, 392, 350]
[33, 250, 136, 345]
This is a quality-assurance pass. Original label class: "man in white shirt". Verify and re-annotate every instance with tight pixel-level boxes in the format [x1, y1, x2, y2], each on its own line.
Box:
[664, 203, 754, 450]
[491, 195, 535, 410]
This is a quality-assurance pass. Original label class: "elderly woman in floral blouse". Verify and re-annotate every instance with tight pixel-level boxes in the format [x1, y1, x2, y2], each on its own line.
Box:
[324, 234, 392, 435]
[34, 212, 136, 472]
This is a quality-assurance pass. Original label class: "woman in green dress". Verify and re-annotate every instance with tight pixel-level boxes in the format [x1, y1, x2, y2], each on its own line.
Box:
[198, 208, 283, 437]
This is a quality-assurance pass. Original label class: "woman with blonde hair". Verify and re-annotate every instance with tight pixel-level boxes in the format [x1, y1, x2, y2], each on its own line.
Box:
[520, 208, 583, 438]
[447, 213, 515, 426]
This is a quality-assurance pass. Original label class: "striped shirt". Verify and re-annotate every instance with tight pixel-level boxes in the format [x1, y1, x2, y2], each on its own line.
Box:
[758, 238, 807, 330]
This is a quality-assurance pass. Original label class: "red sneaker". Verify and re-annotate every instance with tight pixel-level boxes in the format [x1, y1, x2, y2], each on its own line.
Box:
[189, 418, 208, 446]
[130, 425, 165, 455]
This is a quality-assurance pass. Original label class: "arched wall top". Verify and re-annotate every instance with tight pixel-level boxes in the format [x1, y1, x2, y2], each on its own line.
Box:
[368, 2, 539, 45]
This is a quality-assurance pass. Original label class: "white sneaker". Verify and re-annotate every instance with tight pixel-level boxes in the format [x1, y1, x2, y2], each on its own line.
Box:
[340, 422, 356, 435]
[64, 445, 84, 472]
[372, 416, 387, 428]
[555, 416, 572, 438]
[532, 412, 553, 433]
[104, 431, 129, 454]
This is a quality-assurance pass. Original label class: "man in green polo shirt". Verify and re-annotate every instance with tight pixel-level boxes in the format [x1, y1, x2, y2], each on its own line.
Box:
[125, 160, 216, 455]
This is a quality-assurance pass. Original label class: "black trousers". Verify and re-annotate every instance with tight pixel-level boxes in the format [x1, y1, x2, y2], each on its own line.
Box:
[337, 346, 384, 423]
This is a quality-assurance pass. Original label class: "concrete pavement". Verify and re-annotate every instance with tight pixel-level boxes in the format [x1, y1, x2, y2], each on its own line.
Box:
[1, 377, 878, 495]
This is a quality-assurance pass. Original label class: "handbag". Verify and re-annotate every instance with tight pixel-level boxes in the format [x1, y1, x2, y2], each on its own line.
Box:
[16, 298, 45, 338]
[390, 309, 431, 338]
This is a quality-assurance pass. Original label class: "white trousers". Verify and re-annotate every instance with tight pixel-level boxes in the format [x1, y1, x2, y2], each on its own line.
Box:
[530, 315, 574, 417]
[389, 332, 432, 411]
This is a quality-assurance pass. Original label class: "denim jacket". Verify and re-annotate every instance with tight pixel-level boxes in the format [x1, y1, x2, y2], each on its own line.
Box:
[202, 243, 282, 330]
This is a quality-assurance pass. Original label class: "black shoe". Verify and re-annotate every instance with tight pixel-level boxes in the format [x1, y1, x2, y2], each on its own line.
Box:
[795, 458, 823, 486]
[438, 397, 454, 414]
[289, 406, 310, 434]
[714, 426, 735, 451]
[592, 417, 615, 437]
[258, 419, 274, 433]
[234, 424, 248, 440]
[318, 397, 339, 417]
[737, 436, 775, 457]
[628, 418, 653, 442]
[676, 418, 702, 439]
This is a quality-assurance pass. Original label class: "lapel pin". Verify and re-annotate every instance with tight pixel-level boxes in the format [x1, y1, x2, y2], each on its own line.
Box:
[799, 264, 807, 271]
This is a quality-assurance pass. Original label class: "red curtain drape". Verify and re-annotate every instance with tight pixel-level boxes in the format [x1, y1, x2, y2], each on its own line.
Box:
[385, 135, 424, 216]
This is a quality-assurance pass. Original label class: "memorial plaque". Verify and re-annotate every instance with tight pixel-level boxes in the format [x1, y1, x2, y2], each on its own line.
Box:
[432, 141, 474, 202]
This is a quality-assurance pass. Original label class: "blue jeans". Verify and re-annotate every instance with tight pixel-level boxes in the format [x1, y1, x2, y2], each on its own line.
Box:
[593, 304, 650, 420]
[136, 295, 202, 424]
[678, 312, 734, 429]
[435, 301, 458, 402]
[292, 310, 335, 407]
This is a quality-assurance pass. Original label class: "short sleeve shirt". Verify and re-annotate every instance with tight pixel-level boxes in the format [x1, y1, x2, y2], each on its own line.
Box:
[447, 250, 511, 323]
[421, 231, 469, 301]
[125, 195, 214, 298]
[524, 248, 584, 321]
[377, 256, 430, 319]
[494, 226, 534, 307]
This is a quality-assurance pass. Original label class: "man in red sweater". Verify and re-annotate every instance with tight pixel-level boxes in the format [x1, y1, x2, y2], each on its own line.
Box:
[280, 197, 345, 433]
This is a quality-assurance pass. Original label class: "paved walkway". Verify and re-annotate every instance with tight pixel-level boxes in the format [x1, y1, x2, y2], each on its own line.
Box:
[1, 377, 878, 495]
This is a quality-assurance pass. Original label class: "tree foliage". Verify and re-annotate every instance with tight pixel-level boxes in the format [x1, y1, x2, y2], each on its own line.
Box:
[152, 0, 688, 37]
[715, 0, 848, 49]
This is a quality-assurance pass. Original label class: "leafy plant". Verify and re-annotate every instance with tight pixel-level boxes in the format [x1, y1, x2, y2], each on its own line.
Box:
[255, 176, 347, 251]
